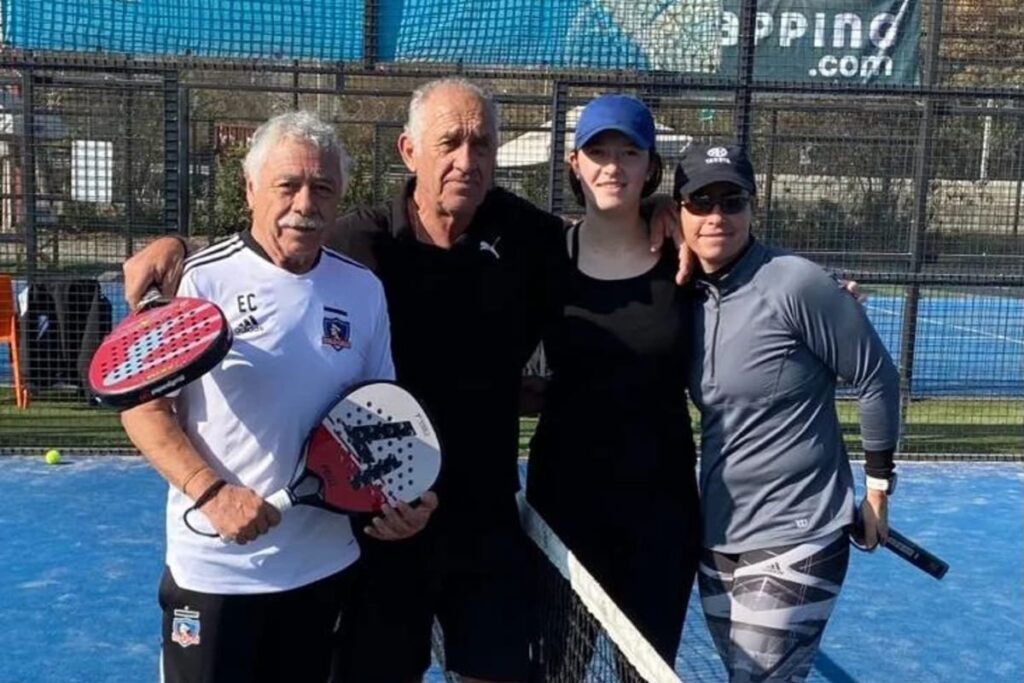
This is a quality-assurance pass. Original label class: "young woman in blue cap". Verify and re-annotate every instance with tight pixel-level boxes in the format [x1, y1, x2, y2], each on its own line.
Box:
[526, 94, 701, 673]
[675, 144, 900, 682]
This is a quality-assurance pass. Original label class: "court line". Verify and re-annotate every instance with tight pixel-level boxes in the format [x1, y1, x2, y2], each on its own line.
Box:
[867, 303, 1024, 347]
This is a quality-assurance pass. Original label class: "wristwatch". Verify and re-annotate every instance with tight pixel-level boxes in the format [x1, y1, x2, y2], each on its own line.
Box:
[865, 472, 897, 495]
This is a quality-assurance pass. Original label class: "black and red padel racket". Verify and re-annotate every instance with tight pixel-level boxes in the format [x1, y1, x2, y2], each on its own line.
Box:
[87, 288, 232, 409]
[265, 381, 442, 516]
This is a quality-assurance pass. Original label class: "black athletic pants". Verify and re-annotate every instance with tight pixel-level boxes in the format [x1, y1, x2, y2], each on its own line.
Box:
[159, 565, 356, 683]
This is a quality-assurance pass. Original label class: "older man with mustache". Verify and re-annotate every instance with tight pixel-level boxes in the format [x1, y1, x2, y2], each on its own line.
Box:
[120, 111, 435, 683]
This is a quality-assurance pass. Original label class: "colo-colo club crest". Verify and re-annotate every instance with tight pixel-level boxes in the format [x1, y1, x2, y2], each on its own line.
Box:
[322, 316, 351, 350]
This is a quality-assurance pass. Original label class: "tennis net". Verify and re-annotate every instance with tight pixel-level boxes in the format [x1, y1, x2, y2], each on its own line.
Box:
[521, 496, 686, 683]
[432, 495, 726, 682]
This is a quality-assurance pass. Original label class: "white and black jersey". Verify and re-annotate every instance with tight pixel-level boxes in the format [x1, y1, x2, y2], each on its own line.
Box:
[166, 231, 395, 595]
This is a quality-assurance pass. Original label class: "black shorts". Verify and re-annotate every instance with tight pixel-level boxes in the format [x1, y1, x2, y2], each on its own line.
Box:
[159, 565, 357, 683]
[332, 519, 532, 683]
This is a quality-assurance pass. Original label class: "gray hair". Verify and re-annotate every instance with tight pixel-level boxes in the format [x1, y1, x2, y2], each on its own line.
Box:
[243, 110, 350, 195]
[404, 77, 501, 145]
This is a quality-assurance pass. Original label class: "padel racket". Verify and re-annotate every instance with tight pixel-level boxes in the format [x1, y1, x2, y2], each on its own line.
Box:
[88, 288, 232, 408]
[851, 515, 949, 580]
[265, 381, 441, 515]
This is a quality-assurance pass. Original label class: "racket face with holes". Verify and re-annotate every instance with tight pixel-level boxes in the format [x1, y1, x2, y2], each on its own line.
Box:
[87, 297, 232, 408]
[304, 381, 441, 513]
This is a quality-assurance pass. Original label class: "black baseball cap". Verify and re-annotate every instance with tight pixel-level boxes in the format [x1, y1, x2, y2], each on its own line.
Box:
[673, 143, 756, 200]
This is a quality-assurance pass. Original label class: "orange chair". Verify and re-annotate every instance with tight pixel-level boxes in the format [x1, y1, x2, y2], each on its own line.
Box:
[0, 274, 29, 408]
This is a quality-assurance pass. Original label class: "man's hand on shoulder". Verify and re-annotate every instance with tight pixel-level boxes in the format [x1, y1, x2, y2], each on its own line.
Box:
[124, 235, 189, 309]
[841, 278, 866, 304]
[827, 269, 867, 305]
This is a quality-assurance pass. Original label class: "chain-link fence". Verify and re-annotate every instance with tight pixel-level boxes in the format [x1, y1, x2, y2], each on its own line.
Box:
[0, 0, 1020, 454]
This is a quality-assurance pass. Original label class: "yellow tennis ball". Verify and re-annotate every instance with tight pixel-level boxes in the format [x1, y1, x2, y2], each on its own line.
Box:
[44, 449, 62, 465]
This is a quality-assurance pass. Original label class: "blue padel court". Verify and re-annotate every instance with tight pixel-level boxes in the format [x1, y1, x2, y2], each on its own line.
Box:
[1, 284, 1021, 398]
[862, 294, 1022, 397]
[0, 457, 1020, 682]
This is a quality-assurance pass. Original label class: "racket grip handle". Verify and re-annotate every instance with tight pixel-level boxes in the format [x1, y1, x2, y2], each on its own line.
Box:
[138, 286, 166, 311]
[885, 528, 949, 580]
[265, 489, 293, 513]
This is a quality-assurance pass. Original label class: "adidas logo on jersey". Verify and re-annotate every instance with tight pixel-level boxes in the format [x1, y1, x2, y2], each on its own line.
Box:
[233, 315, 262, 335]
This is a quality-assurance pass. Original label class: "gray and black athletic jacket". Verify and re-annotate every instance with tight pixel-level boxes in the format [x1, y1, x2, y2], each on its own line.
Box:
[686, 239, 900, 553]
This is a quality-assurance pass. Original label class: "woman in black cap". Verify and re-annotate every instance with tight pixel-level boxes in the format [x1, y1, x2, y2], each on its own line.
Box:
[674, 143, 900, 682]
[526, 94, 701, 674]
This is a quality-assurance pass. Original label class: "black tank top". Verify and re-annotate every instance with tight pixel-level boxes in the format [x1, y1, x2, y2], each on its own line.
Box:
[527, 223, 696, 519]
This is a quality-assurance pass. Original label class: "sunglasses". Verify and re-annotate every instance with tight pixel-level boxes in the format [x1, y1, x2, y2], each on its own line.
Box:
[683, 192, 751, 215]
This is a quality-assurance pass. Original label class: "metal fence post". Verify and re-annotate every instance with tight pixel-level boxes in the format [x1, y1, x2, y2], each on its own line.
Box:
[897, 0, 946, 448]
[205, 119, 216, 244]
[18, 70, 36, 282]
[124, 88, 135, 257]
[1013, 115, 1023, 238]
[163, 71, 181, 236]
[548, 81, 569, 216]
[372, 122, 383, 206]
[363, 0, 378, 69]
[179, 84, 191, 237]
[733, 0, 758, 151]
[163, 71, 191, 237]
[762, 107, 778, 243]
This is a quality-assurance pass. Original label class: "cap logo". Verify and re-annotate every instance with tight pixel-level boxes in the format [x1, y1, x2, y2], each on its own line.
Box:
[705, 146, 731, 165]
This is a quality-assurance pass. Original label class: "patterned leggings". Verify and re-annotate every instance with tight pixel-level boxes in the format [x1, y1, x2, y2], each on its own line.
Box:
[698, 530, 850, 683]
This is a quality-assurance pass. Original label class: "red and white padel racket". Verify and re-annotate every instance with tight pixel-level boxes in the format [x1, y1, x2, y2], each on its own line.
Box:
[87, 288, 232, 409]
[266, 381, 442, 515]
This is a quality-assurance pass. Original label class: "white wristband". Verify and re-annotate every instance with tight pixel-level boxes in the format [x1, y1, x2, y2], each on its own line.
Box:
[866, 475, 892, 493]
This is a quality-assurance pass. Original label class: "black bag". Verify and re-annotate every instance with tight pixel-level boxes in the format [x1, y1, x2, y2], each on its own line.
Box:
[21, 278, 112, 396]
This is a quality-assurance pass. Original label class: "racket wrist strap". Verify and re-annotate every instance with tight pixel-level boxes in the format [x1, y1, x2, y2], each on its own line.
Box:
[192, 478, 227, 508]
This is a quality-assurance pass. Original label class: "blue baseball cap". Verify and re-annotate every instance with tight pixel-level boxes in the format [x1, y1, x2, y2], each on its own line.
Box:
[574, 95, 656, 151]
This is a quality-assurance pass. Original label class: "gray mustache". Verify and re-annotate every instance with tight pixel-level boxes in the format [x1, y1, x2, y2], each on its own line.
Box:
[278, 217, 325, 230]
